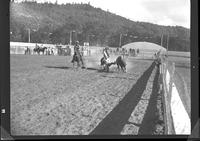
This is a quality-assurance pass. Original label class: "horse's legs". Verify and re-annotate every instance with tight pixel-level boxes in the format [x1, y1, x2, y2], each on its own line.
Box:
[100, 59, 104, 70]
[101, 65, 104, 70]
[107, 65, 109, 72]
[79, 56, 85, 68]
[120, 65, 124, 72]
[121, 65, 125, 72]
[103, 64, 106, 71]
[77, 57, 81, 69]
[77, 61, 81, 70]
[117, 64, 120, 72]
[73, 62, 78, 70]
[73, 62, 75, 69]
[77, 61, 81, 69]
[124, 67, 127, 72]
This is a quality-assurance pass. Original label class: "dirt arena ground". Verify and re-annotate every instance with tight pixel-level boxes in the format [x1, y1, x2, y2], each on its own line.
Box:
[11, 54, 164, 135]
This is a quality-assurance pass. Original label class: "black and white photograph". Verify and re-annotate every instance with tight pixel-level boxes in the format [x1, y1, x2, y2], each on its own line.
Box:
[9, 0, 192, 137]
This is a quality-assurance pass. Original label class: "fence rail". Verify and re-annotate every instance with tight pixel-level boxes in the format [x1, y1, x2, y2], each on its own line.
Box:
[160, 60, 191, 135]
[10, 42, 157, 58]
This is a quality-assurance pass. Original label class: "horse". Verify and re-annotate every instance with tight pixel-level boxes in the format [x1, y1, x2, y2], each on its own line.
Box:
[71, 53, 85, 69]
[114, 56, 126, 72]
[33, 47, 47, 55]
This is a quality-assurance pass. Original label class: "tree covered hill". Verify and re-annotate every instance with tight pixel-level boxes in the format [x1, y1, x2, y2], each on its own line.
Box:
[10, 1, 190, 51]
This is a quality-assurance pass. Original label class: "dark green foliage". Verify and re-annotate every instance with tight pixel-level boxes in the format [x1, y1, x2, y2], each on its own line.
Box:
[10, 1, 190, 51]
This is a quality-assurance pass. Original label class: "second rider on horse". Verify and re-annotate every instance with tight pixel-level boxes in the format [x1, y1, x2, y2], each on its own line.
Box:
[100, 46, 114, 71]
[102, 47, 110, 64]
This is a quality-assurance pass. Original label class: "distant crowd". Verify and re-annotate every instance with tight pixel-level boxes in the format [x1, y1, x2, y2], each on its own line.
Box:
[24, 44, 140, 56]
[100, 47, 140, 57]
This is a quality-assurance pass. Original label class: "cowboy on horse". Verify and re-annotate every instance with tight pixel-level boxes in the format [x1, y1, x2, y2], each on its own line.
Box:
[33, 44, 47, 55]
[71, 41, 85, 69]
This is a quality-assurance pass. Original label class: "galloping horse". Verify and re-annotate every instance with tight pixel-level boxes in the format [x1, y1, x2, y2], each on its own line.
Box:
[33, 46, 47, 55]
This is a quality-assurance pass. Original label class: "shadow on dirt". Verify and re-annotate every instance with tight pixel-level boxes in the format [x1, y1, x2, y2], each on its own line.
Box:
[90, 62, 156, 135]
[86, 67, 115, 73]
[86, 67, 99, 71]
[44, 66, 72, 69]
[44, 66, 116, 74]
[138, 68, 160, 135]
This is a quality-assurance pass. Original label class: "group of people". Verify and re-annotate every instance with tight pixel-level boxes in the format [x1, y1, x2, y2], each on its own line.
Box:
[129, 48, 139, 56]
[110, 47, 140, 57]
[33, 44, 54, 55]
[46, 48, 54, 55]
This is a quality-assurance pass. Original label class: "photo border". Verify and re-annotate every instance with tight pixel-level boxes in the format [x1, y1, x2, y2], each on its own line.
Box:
[1, 0, 199, 139]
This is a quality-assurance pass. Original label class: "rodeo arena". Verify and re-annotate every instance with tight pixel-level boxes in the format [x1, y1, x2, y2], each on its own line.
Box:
[10, 39, 191, 135]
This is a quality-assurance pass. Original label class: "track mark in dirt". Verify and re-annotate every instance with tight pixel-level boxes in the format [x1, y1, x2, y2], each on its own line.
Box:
[89, 62, 156, 135]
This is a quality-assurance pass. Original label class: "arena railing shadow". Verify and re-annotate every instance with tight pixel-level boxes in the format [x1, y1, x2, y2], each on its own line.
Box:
[89, 62, 156, 135]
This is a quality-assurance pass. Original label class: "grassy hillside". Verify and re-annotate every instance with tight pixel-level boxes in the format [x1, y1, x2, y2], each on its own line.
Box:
[10, 1, 190, 51]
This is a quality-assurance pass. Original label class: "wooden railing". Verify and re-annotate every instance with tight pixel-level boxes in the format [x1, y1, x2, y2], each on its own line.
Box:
[160, 60, 191, 135]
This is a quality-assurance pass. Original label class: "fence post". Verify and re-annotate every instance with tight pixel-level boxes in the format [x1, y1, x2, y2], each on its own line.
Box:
[168, 62, 175, 104]
[162, 63, 168, 134]
[162, 62, 176, 134]
[168, 62, 176, 134]
[14, 47, 17, 54]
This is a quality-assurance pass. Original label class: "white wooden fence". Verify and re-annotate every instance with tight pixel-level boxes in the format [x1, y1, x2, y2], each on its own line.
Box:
[10, 42, 58, 55]
[10, 42, 92, 56]
[161, 62, 191, 134]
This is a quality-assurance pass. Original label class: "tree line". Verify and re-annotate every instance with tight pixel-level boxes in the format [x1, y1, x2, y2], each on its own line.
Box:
[10, 1, 190, 51]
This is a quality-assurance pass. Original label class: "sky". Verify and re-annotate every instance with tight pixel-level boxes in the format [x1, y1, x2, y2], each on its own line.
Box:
[17, 0, 190, 28]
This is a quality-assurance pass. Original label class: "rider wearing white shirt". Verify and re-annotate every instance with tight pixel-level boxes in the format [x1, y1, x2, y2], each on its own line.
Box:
[103, 47, 110, 64]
